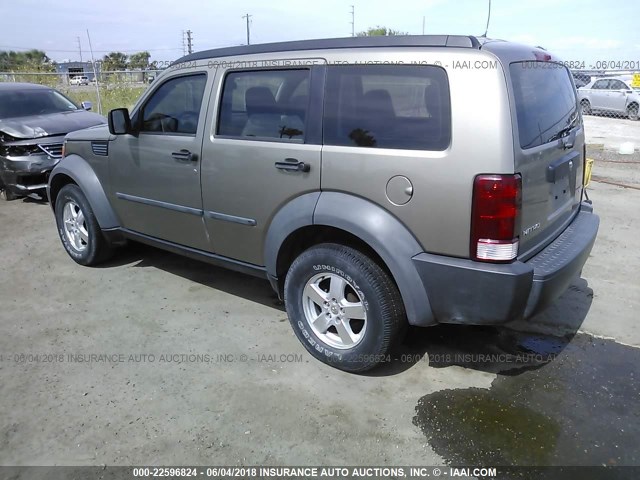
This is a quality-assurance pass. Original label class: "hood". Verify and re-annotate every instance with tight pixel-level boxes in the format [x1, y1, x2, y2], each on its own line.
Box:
[65, 123, 112, 142]
[0, 109, 106, 140]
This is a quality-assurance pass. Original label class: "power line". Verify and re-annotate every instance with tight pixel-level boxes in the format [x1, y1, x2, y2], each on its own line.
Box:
[0, 45, 183, 53]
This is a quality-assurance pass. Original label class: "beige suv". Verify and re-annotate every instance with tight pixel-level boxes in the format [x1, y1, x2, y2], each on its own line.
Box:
[48, 35, 599, 371]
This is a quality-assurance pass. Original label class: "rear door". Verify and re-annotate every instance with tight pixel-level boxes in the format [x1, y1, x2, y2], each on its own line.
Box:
[200, 63, 324, 266]
[607, 79, 629, 112]
[509, 61, 584, 259]
[590, 79, 609, 109]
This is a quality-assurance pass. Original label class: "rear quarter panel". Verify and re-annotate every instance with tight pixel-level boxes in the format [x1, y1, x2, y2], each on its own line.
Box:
[320, 48, 514, 258]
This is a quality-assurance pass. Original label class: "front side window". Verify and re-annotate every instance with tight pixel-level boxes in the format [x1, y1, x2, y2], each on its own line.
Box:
[140, 74, 207, 135]
[323, 65, 451, 151]
[510, 61, 577, 149]
[217, 69, 310, 141]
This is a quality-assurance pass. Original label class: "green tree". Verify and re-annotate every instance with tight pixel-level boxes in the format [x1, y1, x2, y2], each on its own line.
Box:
[128, 51, 150, 70]
[0, 49, 55, 72]
[356, 26, 408, 37]
[101, 52, 128, 72]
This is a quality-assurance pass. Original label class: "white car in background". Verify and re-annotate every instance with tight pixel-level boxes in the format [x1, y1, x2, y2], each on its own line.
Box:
[578, 76, 640, 120]
[69, 76, 89, 86]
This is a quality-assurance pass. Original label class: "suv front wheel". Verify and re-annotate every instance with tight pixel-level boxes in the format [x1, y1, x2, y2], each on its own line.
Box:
[284, 243, 406, 372]
[54, 184, 113, 266]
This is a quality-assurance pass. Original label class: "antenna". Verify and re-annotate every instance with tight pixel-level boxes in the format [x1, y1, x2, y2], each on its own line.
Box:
[483, 0, 492, 37]
[422, 16, 425, 35]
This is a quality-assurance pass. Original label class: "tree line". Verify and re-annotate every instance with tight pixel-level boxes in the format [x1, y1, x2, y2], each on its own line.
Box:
[1, 28, 406, 72]
[0, 49, 155, 72]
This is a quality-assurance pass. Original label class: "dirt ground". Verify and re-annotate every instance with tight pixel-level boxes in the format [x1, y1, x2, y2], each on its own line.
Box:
[0, 114, 638, 468]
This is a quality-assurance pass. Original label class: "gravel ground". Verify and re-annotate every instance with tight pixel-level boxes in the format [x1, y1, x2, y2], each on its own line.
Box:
[0, 116, 638, 469]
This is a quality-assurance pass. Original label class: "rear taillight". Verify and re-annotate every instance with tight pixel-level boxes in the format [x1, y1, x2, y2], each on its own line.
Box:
[471, 174, 522, 262]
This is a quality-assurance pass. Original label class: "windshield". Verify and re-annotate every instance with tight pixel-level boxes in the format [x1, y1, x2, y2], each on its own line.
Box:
[0, 89, 80, 119]
[510, 61, 578, 149]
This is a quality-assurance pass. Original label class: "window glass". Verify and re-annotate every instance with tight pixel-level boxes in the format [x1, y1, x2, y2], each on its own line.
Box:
[510, 62, 578, 149]
[217, 69, 310, 141]
[610, 80, 626, 90]
[593, 79, 609, 90]
[323, 65, 451, 150]
[0, 89, 78, 119]
[141, 74, 207, 135]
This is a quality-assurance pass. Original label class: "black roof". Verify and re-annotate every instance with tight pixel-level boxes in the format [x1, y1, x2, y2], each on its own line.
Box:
[0, 82, 51, 91]
[173, 35, 480, 65]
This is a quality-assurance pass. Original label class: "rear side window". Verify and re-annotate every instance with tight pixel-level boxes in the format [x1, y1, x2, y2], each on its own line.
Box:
[217, 69, 310, 142]
[510, 62, 577, 149]
[323, 65, 451, 151]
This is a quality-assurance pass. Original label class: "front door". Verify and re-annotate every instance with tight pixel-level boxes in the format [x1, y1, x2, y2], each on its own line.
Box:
[109, 71, 212, 250]
[200, 65, 324, 265]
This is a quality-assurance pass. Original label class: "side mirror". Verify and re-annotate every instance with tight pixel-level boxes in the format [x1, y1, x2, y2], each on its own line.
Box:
[108, 108, 132, 135]
[80, 101, 92, 111]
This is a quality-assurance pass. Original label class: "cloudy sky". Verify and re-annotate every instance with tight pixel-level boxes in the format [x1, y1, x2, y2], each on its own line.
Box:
[1, 0, 638, 65]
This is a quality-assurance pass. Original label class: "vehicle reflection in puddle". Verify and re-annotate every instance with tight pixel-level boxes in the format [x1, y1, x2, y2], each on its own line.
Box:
[412, 330, 640, 466]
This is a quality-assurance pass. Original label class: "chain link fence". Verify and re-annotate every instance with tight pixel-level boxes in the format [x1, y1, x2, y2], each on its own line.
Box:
[0, 70, 164, 114]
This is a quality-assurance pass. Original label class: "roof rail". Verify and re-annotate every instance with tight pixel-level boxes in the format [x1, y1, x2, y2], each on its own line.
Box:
[173, 35, 480, 65]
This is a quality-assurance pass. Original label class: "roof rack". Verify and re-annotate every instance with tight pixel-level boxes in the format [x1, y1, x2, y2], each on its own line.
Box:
[173, 35, 480, 65]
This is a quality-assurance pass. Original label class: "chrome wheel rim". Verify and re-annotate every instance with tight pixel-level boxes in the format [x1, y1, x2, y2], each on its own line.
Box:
[62, 200, 89, 252]
[302, 273, 367, 349]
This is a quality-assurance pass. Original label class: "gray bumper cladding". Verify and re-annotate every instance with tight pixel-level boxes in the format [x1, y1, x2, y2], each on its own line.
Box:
[413, 207, 600, 325]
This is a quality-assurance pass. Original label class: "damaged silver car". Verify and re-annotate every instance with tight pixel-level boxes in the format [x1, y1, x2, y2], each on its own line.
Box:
[0, 82, 105, 200]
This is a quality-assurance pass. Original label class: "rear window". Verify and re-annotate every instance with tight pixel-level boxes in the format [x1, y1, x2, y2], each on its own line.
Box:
[510, 61, 578, 149]
[323, 65, 451, 151]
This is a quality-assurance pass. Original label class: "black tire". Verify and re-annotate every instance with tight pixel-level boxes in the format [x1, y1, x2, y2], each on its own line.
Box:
[580, 99, 591, 116]
[54, 184, 113, 266]
[627, 103, 639, 121]
[284, 243, 406, 372]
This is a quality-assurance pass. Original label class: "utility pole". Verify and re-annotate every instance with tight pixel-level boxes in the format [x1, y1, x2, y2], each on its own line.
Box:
[350, 5, 355, 37]
[186, 30, 193, 54]
[182, 30, 186, 56]
[76, 36, 83, 62]
[242, 14, 252, 45]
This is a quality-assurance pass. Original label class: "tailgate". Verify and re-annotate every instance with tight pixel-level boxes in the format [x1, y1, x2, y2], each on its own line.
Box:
[509, 61, 584, 259]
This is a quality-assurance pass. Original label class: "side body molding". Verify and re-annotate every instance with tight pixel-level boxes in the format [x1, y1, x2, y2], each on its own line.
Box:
[314, 193, 435, 327]
[47, 154, 121, 229]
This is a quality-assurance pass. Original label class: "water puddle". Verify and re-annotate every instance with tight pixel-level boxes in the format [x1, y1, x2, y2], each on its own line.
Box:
[413, 332, 640, 466]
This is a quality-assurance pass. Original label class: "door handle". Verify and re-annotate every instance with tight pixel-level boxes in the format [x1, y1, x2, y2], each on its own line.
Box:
[172, 149, 197, 162]
[275, 158, 310, 173]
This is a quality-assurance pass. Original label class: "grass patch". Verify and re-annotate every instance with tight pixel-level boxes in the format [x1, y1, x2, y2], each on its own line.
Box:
[61, 85, 147, 114]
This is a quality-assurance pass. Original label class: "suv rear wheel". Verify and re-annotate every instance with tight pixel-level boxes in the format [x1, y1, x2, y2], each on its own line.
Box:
[54, 184, 113, 266]
[284, 243, 406, 372]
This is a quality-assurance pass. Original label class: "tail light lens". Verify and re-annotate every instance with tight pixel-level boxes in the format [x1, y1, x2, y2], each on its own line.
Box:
[471, 174, 522, 262]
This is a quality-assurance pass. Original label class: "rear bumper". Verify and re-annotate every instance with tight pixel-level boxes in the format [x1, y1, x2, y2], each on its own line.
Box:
[413, 204, 599, 325]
